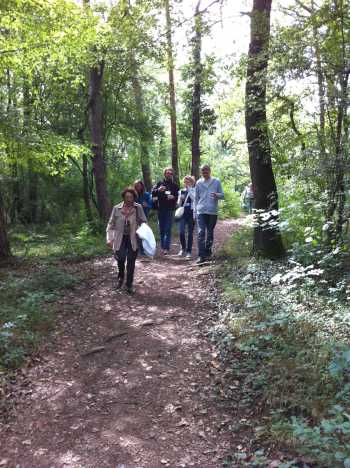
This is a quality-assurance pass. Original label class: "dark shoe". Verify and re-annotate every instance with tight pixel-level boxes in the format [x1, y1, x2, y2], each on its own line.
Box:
[126, 285, 134, 295]
[196, 257, 206, 265]
[116, 277, 124, 289]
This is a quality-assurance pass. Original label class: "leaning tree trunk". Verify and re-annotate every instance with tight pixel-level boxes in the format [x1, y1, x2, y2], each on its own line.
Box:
[0, 187, 12, 263]
[88, 61, 111, 220]
[245, 0, 284, 258]
[191, 0, 202, 180]
[165, 0, 180, 182]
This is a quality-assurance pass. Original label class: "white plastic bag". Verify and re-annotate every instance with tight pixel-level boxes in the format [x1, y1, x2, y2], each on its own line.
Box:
[136, 223, 156, 257]
[174, 206, 184, 220]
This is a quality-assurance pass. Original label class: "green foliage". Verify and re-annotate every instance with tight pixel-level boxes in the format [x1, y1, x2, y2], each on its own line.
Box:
[0, 265, 79, 369]
[218, 185, 241, 219]
[213, 229, 350, 467]
[10, 223, 109, 261]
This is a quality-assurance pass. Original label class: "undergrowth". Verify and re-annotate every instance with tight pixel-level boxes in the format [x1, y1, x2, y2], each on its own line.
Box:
[0, 266, 79, 370]
[214, 228, 350, 467]
[10, 223, 109, 262]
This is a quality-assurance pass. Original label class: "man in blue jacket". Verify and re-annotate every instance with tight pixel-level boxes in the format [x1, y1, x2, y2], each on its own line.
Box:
[195, 164, 224, 264]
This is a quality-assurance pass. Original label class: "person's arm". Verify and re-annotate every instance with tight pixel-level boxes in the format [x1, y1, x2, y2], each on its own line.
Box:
[194, 183, 200, 218]
[214, 180, 225, 200]
[106, 207, 116, 247]
[177, 190, 182, 207]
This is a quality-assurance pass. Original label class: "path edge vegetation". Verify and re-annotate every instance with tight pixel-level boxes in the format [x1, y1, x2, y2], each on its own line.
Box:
[211, 226, 350, 467]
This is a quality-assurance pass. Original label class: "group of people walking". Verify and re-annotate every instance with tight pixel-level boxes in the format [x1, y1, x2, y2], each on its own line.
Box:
[106, 164, 224, 294]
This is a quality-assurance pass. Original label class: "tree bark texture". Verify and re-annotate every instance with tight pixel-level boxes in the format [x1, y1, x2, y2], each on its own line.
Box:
[0, 187, 12, 262]
[245, 0, 284, 258]
[130, 64, 153, 191]
[191, 0, 202, 180]
[325, 0, 349, 242]
[88, 61, 111, 220]
[165, 0, 180, 182]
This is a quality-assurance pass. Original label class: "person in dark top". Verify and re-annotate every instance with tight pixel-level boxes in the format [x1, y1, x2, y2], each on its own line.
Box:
[151, 167, 179, 255]
[177, 175, 196, 259]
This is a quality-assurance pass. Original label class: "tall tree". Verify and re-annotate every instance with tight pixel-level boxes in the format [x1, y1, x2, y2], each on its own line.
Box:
[130, 61, 153, 191]
[165, 0, 179, 181]
[0, 187, 12, 262]
[84, 0, 111, 221]
[191, 0, 202, 180]
[245, 0, 284, 258]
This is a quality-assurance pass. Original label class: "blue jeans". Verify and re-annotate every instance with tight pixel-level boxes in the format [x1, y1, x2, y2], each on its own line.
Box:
[158, 209, 174, 251]
[179, 216, 194, 253]
[197, 214, 217, 259]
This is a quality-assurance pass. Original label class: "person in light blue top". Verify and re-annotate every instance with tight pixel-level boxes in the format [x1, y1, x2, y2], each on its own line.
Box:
[195, 164, 224, 264]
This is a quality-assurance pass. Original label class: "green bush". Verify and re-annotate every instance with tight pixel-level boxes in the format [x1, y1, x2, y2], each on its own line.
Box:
[219, 186, 241, 219]
[213, 229, 350, 467]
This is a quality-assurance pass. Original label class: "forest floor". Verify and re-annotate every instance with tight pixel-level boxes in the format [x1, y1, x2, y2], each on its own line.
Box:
[0, 219, 245, 468]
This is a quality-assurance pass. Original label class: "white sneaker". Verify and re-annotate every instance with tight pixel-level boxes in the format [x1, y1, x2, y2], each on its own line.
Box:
[186, 252, 192, 259]
[177, 250, 184, 256]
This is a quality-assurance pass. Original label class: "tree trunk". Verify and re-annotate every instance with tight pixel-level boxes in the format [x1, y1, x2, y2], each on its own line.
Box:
[78, 121, 93, 223]
[88, 61, 111, 220]
[325, 0, 349, 242]
[130, 64, 153, 191]
[191, 0, 202, 180]
[245, 0, 284, 258]
[82, 153, 93, 223]
[23, 85, 39, 224]
[165, 0, 180, 182]
[28, 159, 39, 224]
[0, 187, 12, 262]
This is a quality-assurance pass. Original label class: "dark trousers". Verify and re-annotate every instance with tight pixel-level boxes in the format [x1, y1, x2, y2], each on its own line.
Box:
[114, 236, 138, 287]
[158, 209, 174, 251]
[179, 216, 194, 253]
[197, 214, 217, 259]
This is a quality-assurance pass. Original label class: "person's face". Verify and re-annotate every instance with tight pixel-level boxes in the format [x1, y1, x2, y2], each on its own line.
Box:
[124, 192, 135, 205]
[184, 178, 193, 188]
[135, 182, 142, 193]
[201, 167, 211, 179]
[164, 170, 174, 180]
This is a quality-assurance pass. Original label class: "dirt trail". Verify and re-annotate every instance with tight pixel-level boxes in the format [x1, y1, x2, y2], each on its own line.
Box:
[0, 220, 240, 468]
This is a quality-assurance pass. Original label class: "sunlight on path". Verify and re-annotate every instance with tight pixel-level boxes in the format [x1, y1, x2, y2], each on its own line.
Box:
[0, 220, 241, 468]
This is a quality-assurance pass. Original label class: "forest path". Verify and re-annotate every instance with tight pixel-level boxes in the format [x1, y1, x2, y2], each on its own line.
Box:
[1, 219, 241, 468]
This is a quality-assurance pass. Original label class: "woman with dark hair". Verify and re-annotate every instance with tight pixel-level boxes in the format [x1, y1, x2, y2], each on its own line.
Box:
[106, 188, 147, 294]
[134, 180, 153, 258]
[134, 180, 153, 218]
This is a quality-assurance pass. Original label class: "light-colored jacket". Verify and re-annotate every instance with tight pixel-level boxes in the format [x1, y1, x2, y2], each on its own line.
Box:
[195, 177, 224, 216]
[106, 202, 147, 251]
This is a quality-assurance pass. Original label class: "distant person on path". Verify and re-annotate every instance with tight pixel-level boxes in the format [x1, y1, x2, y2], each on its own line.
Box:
[152, 167, 179, 255]
[134, 180, 153, 258]
[241, 182, 255, 214]
[134, 180, 153, 218]
[195, 164, 224, 264]
[177, 175, 196, 259]
[106, 188, 147, 294]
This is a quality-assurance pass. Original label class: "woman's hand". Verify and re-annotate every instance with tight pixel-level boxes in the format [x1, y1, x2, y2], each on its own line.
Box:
[107, 240, 113, 248]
